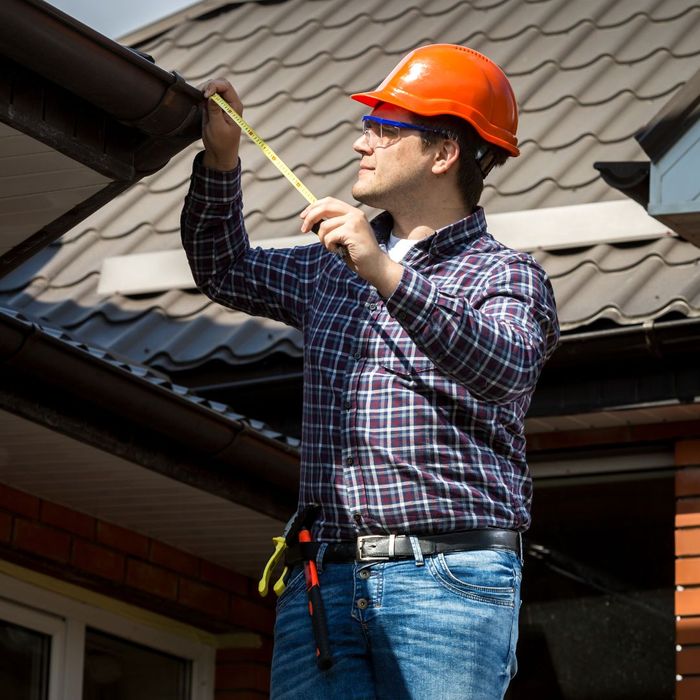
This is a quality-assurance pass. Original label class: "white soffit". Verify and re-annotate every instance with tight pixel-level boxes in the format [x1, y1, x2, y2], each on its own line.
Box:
[98, 200, 672, 295]
[0, 123, 110, 255]
[0, 408, 283, 579]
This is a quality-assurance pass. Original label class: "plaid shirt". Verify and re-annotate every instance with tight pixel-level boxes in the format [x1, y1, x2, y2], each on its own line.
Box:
[181, 154, 560, 541]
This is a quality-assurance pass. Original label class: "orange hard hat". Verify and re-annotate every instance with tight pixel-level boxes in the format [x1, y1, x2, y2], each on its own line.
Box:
[351, 44, 519, 157]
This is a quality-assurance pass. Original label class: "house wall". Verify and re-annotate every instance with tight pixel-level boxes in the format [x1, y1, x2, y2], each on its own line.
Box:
[0, 482, 275, 698]
[676, 440, 700, 700]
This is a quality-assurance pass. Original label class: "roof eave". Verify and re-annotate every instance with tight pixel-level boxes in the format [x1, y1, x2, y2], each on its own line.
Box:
[0, 0, 204, 276]
[0, 309, 299, 521]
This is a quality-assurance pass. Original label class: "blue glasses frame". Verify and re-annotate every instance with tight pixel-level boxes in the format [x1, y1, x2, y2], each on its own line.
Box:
[361, 115, 451, 146]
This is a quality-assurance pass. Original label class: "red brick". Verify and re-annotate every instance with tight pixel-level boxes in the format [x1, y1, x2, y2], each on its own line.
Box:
[677, 677, 700, 700]
[0, 512, 11, 542]
[229, 596, 275, 635]
[126, 560, 178, 600]
[679, 497, 700, 515]
[677, 441, 700, 467]
[678, 511, 700, 528]
[678, 616, 700, 645]
[72, 539, 125, 582]
[97, 522, 149, 558]
[13, 519, 71, 563]
[677, 588, 700, 616]
[677, 557, 700, 586]
[178, 578, 229, 618]
[677, 529, 700, 556]
[678, 468, 700, 497]
[150, 541, 199, 577]
[217, 641, 273, 664]
[200, 560, 249, 596]
[215, 662, 270, 693]
[677, 646, 700, 675]
[0, 484, 40, 518]
[41, 501, 95, 539]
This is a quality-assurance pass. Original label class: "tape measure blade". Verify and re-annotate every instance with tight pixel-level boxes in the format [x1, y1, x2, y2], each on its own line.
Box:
[210, 94, 317, 205]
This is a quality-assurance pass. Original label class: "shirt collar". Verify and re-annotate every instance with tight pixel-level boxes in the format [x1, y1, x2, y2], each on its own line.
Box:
[371, 207, 489, 258]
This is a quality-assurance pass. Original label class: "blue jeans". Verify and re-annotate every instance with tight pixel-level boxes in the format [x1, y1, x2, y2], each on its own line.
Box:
[270, 547, 522, 699]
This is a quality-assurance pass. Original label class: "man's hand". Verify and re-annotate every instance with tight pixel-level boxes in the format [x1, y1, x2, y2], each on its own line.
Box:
[199, 78, 243, 172]
[300, 198, 403, 298]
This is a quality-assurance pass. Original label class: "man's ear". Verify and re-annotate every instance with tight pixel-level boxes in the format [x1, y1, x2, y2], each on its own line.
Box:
[432, 138, 460, 176]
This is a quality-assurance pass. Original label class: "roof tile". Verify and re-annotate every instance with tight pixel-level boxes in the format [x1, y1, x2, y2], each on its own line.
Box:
[3, 0, 700, 374]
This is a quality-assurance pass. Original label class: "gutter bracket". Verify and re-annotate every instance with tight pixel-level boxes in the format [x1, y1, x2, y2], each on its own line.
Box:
[642, 319, 662, 359]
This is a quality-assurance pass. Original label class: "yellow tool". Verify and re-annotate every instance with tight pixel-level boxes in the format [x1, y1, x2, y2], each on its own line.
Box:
[210, 93, 318, 205]
[258, 536, 288, 597]
[209, 93, 346, 257]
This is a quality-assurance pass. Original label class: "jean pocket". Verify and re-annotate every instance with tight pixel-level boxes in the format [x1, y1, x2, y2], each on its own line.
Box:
[427, 549, 519, 607]
[275, 567, 306, 612]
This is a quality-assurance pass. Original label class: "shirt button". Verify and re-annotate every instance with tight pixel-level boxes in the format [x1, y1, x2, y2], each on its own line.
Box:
[369, 303, 377, 311]
[353, 352, 361, 360]
[346, 457, 354, 466]
[353, 513, 362, 524]
[359, 569, 371, 580]
[357, 598, 369, 609]
[344, 401, 351, 410]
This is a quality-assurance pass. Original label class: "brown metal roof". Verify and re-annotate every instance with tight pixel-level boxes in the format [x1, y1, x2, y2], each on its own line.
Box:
[2, 0, 700, 374]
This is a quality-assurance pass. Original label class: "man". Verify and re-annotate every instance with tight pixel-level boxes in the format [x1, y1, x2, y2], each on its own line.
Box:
[181, 44, 559, 699]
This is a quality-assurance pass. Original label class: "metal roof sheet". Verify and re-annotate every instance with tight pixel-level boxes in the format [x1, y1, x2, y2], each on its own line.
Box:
[2, 0, 700, 373]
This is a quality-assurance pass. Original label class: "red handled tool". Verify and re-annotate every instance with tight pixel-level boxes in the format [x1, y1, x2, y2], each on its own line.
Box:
[299, 526, 333, 670]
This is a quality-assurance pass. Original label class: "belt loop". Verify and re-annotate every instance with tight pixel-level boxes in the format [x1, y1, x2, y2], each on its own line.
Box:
[518, 532, 524, 565]
[316, 542, 328, 574]
[409, 536, 424, 566]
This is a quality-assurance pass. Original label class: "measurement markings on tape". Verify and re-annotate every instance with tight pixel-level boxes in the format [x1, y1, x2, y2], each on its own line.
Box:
[210, 93, 346, 258]
[210, 93, 317, 205]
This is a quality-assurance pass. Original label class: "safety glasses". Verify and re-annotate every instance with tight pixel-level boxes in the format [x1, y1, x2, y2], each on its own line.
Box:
[361, 115, 451, 148]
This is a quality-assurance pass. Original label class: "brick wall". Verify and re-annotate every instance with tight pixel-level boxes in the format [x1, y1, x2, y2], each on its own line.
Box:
[676, 440, 700, 700]
[0, 482, 274, 698]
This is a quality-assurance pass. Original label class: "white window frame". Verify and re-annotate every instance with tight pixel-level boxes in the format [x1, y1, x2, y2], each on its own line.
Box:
[0, 571, 215, 700]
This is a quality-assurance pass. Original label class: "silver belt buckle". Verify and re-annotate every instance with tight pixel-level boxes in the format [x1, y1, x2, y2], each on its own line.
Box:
[356, 534, 394, 561]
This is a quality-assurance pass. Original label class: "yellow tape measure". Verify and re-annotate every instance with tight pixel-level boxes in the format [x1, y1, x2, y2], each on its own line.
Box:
[210, 93, 317, 205]
[210, 93, 347, 257]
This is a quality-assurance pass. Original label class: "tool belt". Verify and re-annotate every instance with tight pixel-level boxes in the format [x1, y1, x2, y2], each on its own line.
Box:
[285, 528, 521, 566]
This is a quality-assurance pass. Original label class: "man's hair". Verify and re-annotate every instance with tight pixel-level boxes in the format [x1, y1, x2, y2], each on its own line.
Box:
[412, 113, 510, 210]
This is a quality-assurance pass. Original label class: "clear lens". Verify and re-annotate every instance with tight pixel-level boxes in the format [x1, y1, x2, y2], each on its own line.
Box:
[361, 118, 401, 148]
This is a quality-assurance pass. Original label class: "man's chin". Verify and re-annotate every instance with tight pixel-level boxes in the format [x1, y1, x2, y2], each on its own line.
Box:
[352, 185, 379, 208]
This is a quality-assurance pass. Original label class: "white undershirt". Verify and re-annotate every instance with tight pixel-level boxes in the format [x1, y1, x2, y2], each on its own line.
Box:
[385, 233, 419, 262]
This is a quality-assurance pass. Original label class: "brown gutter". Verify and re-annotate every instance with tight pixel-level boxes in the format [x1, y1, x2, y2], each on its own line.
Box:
[0, 0, 202, 138]
[0, 309, 299, 521]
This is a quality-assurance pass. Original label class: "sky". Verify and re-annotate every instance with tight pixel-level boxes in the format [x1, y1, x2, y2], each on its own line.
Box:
[45, 0, 199, 39]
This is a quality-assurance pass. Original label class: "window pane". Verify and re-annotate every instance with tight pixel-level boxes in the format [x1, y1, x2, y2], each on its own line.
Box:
[0, 620, 50, 700]
[83, 628, 191, 700]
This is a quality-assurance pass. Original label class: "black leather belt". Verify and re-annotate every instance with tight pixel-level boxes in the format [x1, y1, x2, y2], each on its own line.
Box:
[285, 528, 520, 565]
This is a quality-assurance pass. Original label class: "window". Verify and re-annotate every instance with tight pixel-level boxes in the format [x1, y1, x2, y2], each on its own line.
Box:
[0, 570, 214, 700]
[0, 619, 51, 700]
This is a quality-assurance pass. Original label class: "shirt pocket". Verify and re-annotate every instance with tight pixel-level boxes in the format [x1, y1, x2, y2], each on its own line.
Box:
[378, 354, 434, 377]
